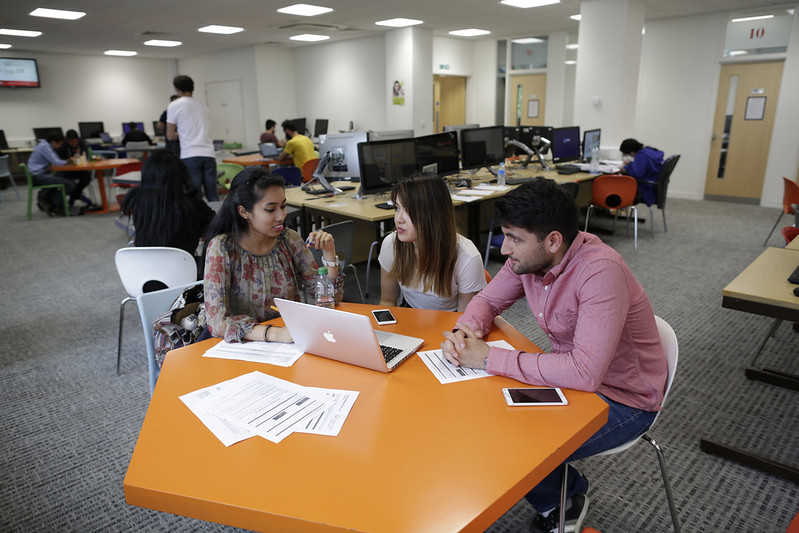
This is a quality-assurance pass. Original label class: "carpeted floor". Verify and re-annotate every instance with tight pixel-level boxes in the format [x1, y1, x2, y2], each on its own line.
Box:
[0, 185, 797, 532]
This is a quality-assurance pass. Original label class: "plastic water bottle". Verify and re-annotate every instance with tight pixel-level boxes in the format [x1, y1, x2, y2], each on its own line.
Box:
[497, 162, 506, 186]
[315, 266, 335, 309]
[589, 146, 600, 174]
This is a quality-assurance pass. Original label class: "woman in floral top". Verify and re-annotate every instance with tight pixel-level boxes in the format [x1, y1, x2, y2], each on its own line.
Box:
[204, 167, 343, 343]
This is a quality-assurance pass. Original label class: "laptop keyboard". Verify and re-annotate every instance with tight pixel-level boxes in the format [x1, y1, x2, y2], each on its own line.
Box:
[380, 344, 403, 362]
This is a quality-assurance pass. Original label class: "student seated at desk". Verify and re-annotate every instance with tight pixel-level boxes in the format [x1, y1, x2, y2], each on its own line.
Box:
[121, 150, 215, 260]
[619, 138, 663, 206]
[260, 119, 284, 148]
[27, 131, 76, 216]
[278, 120, 314, 169]
[57, 129, 97, 211]
[440, 178, 667, 533]
[204, 167, 343, 343]
[379, 174, 486, 312]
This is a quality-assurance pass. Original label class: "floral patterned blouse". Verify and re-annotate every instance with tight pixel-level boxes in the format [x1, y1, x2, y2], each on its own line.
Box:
[204, 229, 344, 342]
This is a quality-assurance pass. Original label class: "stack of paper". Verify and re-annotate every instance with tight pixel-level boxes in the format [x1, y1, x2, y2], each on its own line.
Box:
[203, 339, 304, 367]
[180, 371, 359, 447]
[417, 340, 516, 384]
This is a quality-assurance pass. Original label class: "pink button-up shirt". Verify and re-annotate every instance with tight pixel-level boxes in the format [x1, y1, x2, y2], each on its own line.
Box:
[458, 232, 667, 411]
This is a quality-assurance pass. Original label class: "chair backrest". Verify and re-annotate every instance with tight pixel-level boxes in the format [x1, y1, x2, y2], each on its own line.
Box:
[0, 154, 10, 177]
[115, 246, 198, 299]
[273, 166, 302, 187]
[591, 174, 638, 209]
[301, 158, 320, 183]
[560, 181, 579, 200]
[654, 315, 679, 411]
[655, 154, 680, 209]
[137, 281, 201, 395]
[484, 269, 492, 283]
[217, 162, 243, 190]
[309, 220, 355, 268]
[19, 162, 33, 186]
[782, 177, 799, 214]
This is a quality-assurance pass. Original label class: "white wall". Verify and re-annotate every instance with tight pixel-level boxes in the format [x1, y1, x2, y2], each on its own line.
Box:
[411, 29, 433, 136]
[468, 40, 498, 127]
[0, 52, 171, 145]
[635, 13, 726, 200]
[254, 45, 297, 139]
[433, 37, 473, 76]
[293, 35, 386, 134]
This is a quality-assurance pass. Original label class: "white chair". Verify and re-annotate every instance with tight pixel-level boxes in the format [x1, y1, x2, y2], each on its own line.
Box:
[137, 281, 201, 395]
[309, 220, 365, 302]
[115, 247, 198, 377]
[0, 154, 21, 203]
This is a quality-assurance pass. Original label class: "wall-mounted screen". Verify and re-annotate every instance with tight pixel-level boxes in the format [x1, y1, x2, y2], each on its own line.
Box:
[415, 131, 460, 176]
[0, 58, 40, 88]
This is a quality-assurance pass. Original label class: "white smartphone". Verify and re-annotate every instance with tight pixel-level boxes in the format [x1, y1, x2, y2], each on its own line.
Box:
[371, 309, 397, 325]
[503, 387, 568, 406]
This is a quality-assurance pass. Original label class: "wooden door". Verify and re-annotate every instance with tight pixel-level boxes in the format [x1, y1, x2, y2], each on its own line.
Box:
[507, 74, 546, 126]
[704, 61, 783, 202]
[434, 75, 466, 132]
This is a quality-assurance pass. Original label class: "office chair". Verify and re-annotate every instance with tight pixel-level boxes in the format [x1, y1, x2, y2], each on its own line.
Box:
[115, 247, 198, 378]
[763, 177, 799, 245]
[137, 281, 202, 395]
[273, 166, 302, 187]
[584, 174, 639, 250]
[308, 220, 365, 303]
[217, 162, 243, 191]
[0, 154, 21, 203]
[637, 154, 680, 237]
[301, 158, 320, 183]
[19, 163, 70, 220]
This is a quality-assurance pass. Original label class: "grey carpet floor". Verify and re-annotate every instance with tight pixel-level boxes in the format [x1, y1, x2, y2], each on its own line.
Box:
[0, 188, 797, 532]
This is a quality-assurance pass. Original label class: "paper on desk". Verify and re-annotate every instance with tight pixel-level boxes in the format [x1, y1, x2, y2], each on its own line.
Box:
[457, 188, 495, 196]
[418, 340, 516, 384]
[296, 387, 360, 437]
[180, 375, 257, 447]
[450, 194, 482, 203]
[203, 340, 304, 367]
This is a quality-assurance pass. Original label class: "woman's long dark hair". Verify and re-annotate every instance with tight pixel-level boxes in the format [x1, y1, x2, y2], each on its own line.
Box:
[121, 149, 204, 249]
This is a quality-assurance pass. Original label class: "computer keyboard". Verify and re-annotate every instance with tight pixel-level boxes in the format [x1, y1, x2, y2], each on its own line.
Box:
[380, 344, 402, 362]
[788, 263, 799, 284]
[557, 164, 581, 175]
[505, 176, 535, 185]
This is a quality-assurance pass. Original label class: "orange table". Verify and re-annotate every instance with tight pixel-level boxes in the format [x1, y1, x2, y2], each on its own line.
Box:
[53, 158, 140, 214]
[124, 303, 608, 532]
[222, 153, 290, 167]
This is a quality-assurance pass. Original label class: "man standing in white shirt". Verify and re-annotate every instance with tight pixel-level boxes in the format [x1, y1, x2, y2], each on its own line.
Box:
[166, 75, 218, 201]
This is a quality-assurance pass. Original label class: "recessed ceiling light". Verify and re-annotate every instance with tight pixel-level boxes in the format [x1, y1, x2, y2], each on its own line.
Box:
[731, 15, 774, 23]
[566, 43, 578, 50]
[728, 50, 748, 56]
[144, 39, 182, 47]
[105, 50, 137, 56]
[449, 28, 491, 37]
[565, 60, 577, 65]
[29, 8, 86, 20]
[501, 0, 560, 8]
[0, 28, 43, 38]
[511, 37, 544, 44]
[278, 4, 333, 17]
[290, 33, 330, 42]
[0, 44, 12, 49]
[198, 25, 244, 34]
[570, 14, 581, 21]
[375, 18, 423, 28]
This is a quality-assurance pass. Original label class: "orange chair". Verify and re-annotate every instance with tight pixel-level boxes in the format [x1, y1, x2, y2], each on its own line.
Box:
[484, 269, 492, 283]
[584, 174, 639, 250]
[763, 177, 799, 245]
[301, 158, 320, 183]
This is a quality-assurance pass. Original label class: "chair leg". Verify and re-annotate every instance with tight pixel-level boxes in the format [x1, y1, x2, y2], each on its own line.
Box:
[763, 212, 784, 246]
[662, 208, 667, 233]
[632, 206, 638, 250]
[60, 185, 70, 218]
[27, 187, 34, 220]
[649, 205, 655, 238]
[365, 240, 379, 298]
[118, 296, 135, 375]
[484, 226, 494, 269]
[346, 264, 365, 303]
[584, 205, 594, 232]
[643, 434, 681, 533]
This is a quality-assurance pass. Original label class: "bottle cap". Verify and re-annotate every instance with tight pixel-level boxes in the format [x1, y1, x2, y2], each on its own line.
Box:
[318, 266, 328, 275]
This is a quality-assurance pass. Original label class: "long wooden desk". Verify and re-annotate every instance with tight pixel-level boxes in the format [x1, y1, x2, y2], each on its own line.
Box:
[125, 303, 608, 532]
[52, 158, 140, 214]
[222, 153, 288, 167]
[700, 246, 799, 482]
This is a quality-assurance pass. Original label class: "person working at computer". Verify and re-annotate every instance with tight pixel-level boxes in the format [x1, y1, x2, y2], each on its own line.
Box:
[259, 119, 284, 147]
[121, 150, 215, 262]
[167, 75, 219, 201]
[27, 131, 76, 216]
[379, 174, 486, 312]
[440, 178, 667, 533]
[204, 167, 343, 344]
[619, 138, 664, 206]
[277, 120, 314, 169]
[121, 122, 154, 145]
[56, 129, 98, 212]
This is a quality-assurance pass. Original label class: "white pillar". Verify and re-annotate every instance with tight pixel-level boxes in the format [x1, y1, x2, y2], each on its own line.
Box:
[385, 27, 433, 136]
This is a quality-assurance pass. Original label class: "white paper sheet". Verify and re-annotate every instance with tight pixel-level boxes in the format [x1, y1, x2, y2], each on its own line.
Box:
[450, 194, 481, 203]
[203, 340, 304, 367]
[474, 184, 511, 191]
[179, 375, 258, 447]
[457, 188, 495, 196]
[418, 340, 516, 384]
[295, 387, 360, 436]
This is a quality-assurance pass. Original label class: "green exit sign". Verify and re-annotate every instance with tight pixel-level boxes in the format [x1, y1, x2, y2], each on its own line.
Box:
[439, 64, 450, 70]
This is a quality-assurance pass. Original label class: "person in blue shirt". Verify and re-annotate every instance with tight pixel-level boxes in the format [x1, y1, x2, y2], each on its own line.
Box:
[619, 139, 664, 206]
[27, 132, 76, 216]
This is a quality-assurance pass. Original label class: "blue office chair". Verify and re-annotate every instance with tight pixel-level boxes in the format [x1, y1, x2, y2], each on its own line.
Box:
[272, 166, 302, 187]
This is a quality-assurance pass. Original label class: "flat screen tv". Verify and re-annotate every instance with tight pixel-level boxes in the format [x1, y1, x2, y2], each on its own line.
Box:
[0, 58, 40, 88]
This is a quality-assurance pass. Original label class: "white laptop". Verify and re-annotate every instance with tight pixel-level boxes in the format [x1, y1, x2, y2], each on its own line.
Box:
[274, 298, 424, 372]
[259, 142, 280, 158]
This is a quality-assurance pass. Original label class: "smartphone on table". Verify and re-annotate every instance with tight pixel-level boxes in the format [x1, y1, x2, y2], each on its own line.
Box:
[371, 309, 397, 325]
[503, 387, 568, 406]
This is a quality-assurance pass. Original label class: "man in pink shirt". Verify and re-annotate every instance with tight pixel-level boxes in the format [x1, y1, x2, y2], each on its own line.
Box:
[441, 178, 667, 533]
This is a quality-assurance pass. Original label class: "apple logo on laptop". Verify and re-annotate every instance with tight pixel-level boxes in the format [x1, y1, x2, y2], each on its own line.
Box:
[323, 331, 336, 343]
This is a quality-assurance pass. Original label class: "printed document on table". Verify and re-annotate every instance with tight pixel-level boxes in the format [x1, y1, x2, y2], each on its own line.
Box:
[450, 194, 481, 203]
[418, 340, 516, 384]
[475, 184, 511, 192]
[180, 374, 258, 447]
[203, 340, 304, 367]
[458, 188, 494, 196]
[295, 387, 359, 437]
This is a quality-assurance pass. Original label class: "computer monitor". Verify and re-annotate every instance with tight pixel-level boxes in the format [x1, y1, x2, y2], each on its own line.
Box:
[313, 119, 328, 137]
[289, 118, 307, 136]
[318, 131, 368, 180]
[153, 120, 165, 136]
[32, 127, 64, 141]
[443, 123, 479, 153]
[122, 122, 145, 134]
[0, 130, 8, 150]
[460, 126, 505, 171]
[550, 126, 581, 164]
[357, 138, 418, 197]
[414, 131, 460, 176]
[78, 121, 105, 139]
[367, 129, 414, 142]
[582, 128, 601, 162]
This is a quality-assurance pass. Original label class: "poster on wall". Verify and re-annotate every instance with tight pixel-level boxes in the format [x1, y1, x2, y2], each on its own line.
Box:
[744, 96, 766, 120]
[527, 99, 540, 119]
[392, 80, 405, 106]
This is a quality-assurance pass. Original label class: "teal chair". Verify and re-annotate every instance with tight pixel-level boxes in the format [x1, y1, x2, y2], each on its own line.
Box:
[19, 162, 69, 220]
[0, 154, 21, 203]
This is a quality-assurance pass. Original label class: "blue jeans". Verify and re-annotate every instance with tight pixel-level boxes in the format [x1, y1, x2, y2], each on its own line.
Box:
[525, 394, 658, 513]
[183, 156, 218, 201]
[33, 172, 75, 207]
